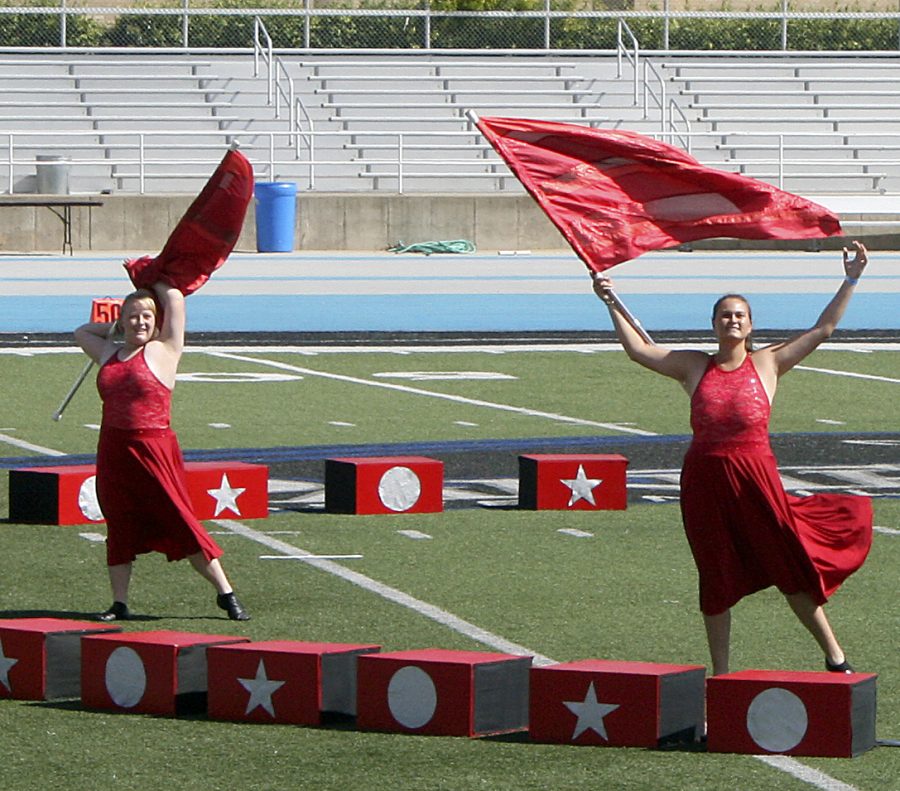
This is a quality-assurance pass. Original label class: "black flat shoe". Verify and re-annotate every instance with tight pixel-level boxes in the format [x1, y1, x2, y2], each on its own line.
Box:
[217, 592, 250, 621]
[97, 601, 129, 622]
[826, 657, 854, 673]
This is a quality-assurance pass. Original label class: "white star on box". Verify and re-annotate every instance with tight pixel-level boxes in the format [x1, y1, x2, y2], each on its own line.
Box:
[0, 638, 19, 692]
[564, 681, 620, 740]
[207, 473, 246, 517]
[561, 464, 602, 507]
[238, 659, 286, 717]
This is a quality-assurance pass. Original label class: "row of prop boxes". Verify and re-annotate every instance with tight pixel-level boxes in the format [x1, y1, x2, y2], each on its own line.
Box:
[8, 454, 629, 525]
[0, 618, 876, 758]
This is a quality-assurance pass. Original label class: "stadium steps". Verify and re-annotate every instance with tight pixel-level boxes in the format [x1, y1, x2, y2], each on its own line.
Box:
[663, 57, 900, 193]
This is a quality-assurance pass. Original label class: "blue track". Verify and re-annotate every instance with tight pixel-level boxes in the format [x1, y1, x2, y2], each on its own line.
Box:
[1, 250, 897, 333]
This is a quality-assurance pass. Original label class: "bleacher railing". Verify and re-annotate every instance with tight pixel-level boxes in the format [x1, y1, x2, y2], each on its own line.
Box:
[253, 17, 315, 163]
[2, 128, 895, 196]
[617, 19, 691, 146]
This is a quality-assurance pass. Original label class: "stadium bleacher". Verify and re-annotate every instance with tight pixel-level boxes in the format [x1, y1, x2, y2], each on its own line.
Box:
[2, 48, 900, 252]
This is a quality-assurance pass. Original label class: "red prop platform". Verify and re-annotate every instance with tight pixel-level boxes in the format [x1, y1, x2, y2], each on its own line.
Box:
[529, 659, 705, 747]
[8, 461, 269, 525]
[81, 630, 249, 716]
[707, 669, 877, 757]
[518, 454, 628, 510]
[357, 648, 531, 737]
[207, 640, 381, 725]
[0, 617, 120, 700]
[325, 456, 443, 515]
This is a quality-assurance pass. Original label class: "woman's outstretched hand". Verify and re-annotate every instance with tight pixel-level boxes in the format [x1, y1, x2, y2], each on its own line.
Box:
[843, 240, 868, 282]
[592, 271, 615, 305]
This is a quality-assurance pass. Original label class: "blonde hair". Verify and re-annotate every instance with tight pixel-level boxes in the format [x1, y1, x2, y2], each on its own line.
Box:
[119, 289, 162, 337]
[122, 288, 157, 315]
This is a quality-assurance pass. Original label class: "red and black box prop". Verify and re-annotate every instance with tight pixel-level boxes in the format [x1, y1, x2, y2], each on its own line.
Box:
[81, 630, 249, 716]
[207, 640, 381, 725]
[8, 461, 269, 525]
[0, 618, 120, 700]
[518, 454, 628, 511]
[356, 648, 531, 737]
[529, 659, 705, 747]
[325, 456, 444, 515]
[707, 669, 877, 757]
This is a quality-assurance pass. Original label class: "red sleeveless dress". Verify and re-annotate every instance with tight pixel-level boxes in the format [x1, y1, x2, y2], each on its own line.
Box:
[680, 355, 872, 615]
[95, 348, 223, 566]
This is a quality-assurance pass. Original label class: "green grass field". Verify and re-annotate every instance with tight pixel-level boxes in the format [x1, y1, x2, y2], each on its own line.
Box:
[1, 342, 898, 790]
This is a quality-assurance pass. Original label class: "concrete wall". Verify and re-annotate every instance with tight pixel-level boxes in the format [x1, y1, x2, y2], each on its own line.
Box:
[0, 193, 571, 255]
[1, 192, 897, 255]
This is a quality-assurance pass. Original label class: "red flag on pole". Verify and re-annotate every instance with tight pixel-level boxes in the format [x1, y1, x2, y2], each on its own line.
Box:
[474, 116, 842, 272]
[124, 146, 254, 295]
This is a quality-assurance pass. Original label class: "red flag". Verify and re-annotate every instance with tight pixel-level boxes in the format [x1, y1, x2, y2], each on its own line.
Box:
[475, 116, 842, 272]
[124, 147, 254, 295]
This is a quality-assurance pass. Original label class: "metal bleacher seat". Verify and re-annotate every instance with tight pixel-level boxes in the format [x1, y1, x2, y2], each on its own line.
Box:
[301, 56, 629, 190]
[662, 58, 900, 192]
[0, 54, 255, 193]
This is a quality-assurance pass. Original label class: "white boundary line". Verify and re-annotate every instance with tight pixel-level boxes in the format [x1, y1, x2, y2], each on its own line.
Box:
[205, 350, 657, 437]
[214, 517, 861, 791]
[213, 518, 557, 667]
[755, 756, 860, 791]
[796, 366, 900, 384]
[0, 431, 66, 456]
[7, 341, 900, 356]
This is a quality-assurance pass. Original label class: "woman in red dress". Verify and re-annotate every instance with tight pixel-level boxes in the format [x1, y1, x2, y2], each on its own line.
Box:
[593, 242, 872, 675]
[75, 282, 250, 622]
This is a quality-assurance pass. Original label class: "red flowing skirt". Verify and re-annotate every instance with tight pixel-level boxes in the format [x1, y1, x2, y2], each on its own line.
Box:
[680, 442, 872, 616]
[96, 427, 223, 566]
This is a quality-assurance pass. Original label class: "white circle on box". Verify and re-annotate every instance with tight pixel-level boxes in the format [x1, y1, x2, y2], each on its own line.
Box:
[377, 466, 422, 512]
[746, 687, 809, 752]
[105, 646, 147, 708]
[78, 475, 104, 522]
[387, 665, 437, 729]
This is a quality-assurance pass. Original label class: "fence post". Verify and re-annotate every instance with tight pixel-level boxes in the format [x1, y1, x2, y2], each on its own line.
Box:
[139, 134, 146, 195]
[304, 0, 311, 49]
[397, 133, 404, 195]
[6, 133, 14, 195]
[182, 0, 189, 48]
[544, 0, 551, 49]
[60, 0, 67, 47]
[781, 0, 789, 51]
[778, 134, 784, 189]
[663, 0, 670, 50]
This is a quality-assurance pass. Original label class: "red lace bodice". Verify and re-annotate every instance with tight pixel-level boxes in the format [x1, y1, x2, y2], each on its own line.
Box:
[97, 347, 172, 430]
[690, 354, 770, 449]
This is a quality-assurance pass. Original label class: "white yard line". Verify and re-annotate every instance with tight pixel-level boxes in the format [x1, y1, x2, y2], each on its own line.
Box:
[205, 351, 658, 437]
[0, 432, 66, 456]
[755, 756, 861, 791]
[795, 366, 900, 385]
[213, 518, 556, 666]
[215, 517, 861, 791]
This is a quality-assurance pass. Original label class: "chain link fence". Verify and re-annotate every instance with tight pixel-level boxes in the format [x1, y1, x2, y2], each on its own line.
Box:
[2, 1, 900, 52]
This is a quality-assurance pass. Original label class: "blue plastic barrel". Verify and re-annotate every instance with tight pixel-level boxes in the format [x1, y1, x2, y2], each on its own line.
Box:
[254, 181, 297, 252]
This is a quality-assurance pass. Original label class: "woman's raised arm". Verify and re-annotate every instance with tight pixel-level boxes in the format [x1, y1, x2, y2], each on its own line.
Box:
[593, 273, 708, 394]
[759, 241, 868, 378]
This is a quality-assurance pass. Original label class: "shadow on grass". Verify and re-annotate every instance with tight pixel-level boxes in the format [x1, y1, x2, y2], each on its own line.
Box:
[0, 608, 255, 624]
[0, 608, 160, 623]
